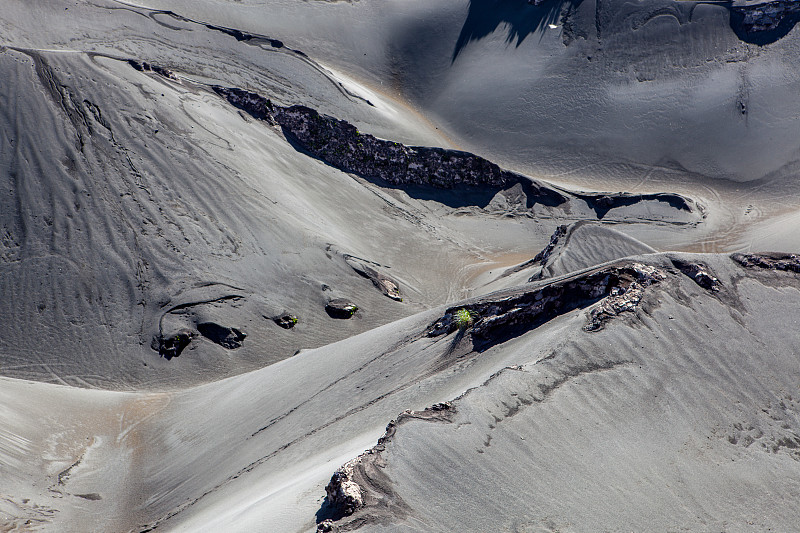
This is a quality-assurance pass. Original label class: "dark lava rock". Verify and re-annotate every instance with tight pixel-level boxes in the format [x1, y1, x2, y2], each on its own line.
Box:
[730, 1, 800, 44]
[325, 299, 358, 319]
[672, 259, 721, 291]
[427, 262, 667, 340]
[533, 224, 568, 265]
[212, 86, 275, 123]
[732, 252, 800, 273]
[152, 329, 193, 360]
[273, 314, 299, 329]
[274, 104, 527, 190]
[575, 192, 693, 220]
[197, 322, 246, 349]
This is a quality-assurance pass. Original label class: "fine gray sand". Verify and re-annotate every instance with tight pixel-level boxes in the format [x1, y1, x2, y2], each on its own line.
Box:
[2, 1, 800, 532]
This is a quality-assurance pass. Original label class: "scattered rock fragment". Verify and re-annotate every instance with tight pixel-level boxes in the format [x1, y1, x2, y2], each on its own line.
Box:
[316, 520, 336, 532]
[272, 314, 298, 329]
[197, 322, 246, 349]
[325, 299, 358, 319]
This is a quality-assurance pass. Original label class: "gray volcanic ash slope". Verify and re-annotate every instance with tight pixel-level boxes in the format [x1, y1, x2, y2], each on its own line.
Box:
[2, 0, 800, 532]
[4, 252, 800, 532]
[0, 0, 706, 389]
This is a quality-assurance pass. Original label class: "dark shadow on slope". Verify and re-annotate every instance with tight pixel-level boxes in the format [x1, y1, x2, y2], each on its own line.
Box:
[574, 192, 694, 220]
[452, 0, 585, 61]
[315, 499, 347, 524]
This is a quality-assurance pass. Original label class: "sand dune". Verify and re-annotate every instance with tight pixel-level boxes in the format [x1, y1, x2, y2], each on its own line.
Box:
[3, 1, 800, 532]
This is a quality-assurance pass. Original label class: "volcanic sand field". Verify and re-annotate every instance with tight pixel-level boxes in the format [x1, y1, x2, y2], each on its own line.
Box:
[2, 1, 800, 531]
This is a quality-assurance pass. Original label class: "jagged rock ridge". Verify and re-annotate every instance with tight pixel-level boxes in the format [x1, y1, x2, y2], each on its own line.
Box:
[427, 261, 668, 344]
[211, 85, 696, 216]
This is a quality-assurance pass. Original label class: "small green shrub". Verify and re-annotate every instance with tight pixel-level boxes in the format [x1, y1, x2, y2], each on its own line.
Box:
[453, 308, 476, 329]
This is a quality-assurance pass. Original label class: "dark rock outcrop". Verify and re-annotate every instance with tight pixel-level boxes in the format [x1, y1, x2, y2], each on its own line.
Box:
[428, 262, 667, 342]
[324, 464, 363, 517]
[197, 322, 246, 349]
[672, 259, 721, 291]
[531, 224, 568, 266]
[319, 403, 453, 524]
[212, 86, 566, 203]
[152, 329, 193, 360]
[732, 252, 800, 273]
[275, 105, 531, 191]
[325, 299, 358, 319]
[729, 1, 800, 45]
[213, 85, 698, 217]
[584, 264, 666, 332]
[212, 86, 275, 123]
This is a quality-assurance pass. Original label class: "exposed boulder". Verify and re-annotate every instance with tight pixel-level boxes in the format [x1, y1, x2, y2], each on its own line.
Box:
[325, 299, 358, 319]
[272, 314, 299, 329]
[152, 329, 193, 360]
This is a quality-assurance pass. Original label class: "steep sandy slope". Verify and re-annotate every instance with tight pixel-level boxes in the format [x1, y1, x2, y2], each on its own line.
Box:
[117, 0, 800, 184]
[0, 0, 710, 388]
[3, 251, 800, 533]
[320, 253, 800, 533]
[2, 1, 800, 531]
